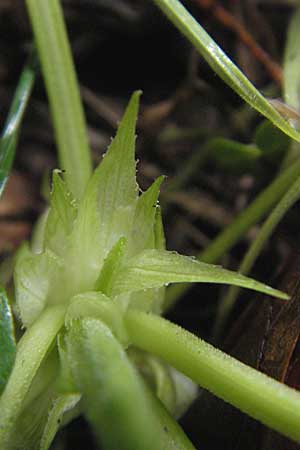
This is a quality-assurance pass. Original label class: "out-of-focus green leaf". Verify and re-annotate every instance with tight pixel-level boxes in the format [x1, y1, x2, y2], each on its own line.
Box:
[0, 286, 16, 394]
[0, 52, 36, 196]
[207, 138, 261, 174]
[284, 8, 300, 109]
[113, 249, 289, 299]
[153, 0, 300, 141]
[255, 121, 290, 162]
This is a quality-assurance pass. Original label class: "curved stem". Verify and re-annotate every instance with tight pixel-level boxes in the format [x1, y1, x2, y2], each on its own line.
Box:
[126, 310, 300, 442]
[25, 0, 92, 200]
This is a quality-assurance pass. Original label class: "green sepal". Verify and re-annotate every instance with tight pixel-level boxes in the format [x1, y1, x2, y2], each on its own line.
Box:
[95, 237, 127, 296]
[154, 206, 166, 250]
[0, 286, 16, 394]
[113, 249, 289, 300]
[44, 170, 77, 255]
[128, 206, 167, 314]
[65, 92, 141, 294]
[153, 206, 167, 313]
[14, 245, 62, 327]
[128, 176, 164, 256]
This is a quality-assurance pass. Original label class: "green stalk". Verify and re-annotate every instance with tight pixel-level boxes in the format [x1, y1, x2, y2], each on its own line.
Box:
[0, 306, 65, 450]
[213, 174, 300, 340]
[66, 318, 193, 450]
[165, 158, 300, 309]
[126, 310, 300, 442]
[25, 0, 92, 200]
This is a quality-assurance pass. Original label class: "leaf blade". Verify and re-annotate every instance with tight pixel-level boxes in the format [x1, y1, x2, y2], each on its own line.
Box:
[153, 0, 300, 141]
[0, 51, 36, 196]
[113, 249, 289, 300]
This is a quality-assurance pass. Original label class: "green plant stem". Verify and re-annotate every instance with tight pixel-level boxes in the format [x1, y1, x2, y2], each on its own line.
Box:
[213, 173, 300, 340]
[152, 0, 300, 141]
[66, 318, 193, 450]
[126, 310, 300, 442]
[0, 51, 36, 196]
[25, 0, 92, 200]
[165, 158, 300, 309]
[0, 306, 65, 450]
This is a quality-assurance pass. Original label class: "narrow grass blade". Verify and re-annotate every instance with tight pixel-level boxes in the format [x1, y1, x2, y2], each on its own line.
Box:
[0, 286, 16, 394]
[165, 158, 300, 309]
[213, 174, 300, 339]
[153, 0, 300, 141]
[0, 51, 36, 196]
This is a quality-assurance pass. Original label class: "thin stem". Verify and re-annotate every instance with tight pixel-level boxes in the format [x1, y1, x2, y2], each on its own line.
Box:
[213, 174, 300, 340]
[0, 306, 65, 450]
[126, 310, 300, 442]
[165, 158, 300, 309]
[25, 0, 92, 200]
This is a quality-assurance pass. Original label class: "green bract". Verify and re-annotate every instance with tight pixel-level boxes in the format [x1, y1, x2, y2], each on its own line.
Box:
[0, 92, 296, 450]
[15, 92, 286, 329]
